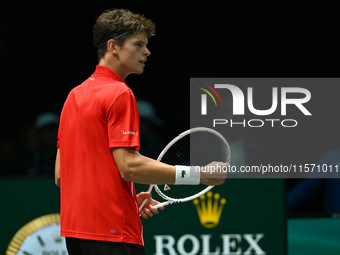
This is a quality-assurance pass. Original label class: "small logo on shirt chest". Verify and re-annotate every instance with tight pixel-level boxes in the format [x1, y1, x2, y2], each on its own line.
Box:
[122, 131, 136, 135]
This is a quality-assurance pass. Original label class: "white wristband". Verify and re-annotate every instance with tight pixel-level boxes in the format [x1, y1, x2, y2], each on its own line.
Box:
[174, 165, 200, 185]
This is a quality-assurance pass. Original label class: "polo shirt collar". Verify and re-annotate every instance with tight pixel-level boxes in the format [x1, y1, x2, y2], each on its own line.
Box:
[93, 65, 125, 82]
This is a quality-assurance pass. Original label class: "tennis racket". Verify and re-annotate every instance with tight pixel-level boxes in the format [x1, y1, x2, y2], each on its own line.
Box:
[139, 127, 230, 211]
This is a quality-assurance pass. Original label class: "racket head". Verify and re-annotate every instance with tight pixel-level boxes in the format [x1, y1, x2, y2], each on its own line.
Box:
[154, 127, 230, 202]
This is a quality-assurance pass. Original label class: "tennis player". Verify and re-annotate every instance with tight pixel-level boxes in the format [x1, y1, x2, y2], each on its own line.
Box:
[55, 8, 227, 255]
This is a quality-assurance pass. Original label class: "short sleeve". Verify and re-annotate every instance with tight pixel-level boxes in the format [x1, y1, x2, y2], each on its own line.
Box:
[106, 90, 140, 150]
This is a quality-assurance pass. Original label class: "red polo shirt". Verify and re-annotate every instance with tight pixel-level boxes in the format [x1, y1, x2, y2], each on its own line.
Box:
[57, 65, 143, 245]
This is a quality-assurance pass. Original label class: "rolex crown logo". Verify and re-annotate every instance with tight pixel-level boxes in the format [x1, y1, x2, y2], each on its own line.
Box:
[193, 191, 226, 228]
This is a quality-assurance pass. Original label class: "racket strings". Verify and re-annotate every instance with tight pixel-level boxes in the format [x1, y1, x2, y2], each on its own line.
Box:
[155, 130, 229, 201]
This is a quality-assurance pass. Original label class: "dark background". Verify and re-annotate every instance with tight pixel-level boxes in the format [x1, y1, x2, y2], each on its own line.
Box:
[1, 0, 339, 138]
[1, 1, 340, 213]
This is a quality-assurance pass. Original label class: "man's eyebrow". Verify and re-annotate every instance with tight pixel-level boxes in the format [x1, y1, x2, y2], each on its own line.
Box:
[134, 39, 148, 45]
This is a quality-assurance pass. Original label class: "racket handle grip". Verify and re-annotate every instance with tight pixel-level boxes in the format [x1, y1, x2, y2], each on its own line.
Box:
[139, 185, 155, 213]
[139, 199, 168, 211]
[154, 200, 181, 208]
[138, 198, 148, 212]
[140, 200, 179, 211]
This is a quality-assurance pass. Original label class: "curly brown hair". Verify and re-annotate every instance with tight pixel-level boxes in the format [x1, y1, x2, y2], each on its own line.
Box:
[93, 9, 156, 60]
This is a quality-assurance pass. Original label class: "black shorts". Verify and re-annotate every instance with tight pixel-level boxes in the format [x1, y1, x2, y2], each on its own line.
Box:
[66, 237, 146, 255]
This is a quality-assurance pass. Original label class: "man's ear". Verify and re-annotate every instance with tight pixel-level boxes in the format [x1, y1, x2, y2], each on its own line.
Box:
[107, 39, 118, 54]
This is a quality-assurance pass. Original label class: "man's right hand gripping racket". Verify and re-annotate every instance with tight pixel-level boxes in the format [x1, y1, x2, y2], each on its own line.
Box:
[139, 127, 230, 211]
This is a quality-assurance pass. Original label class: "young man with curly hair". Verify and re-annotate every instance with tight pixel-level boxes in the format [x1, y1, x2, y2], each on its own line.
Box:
[55, 8, 226, 255]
